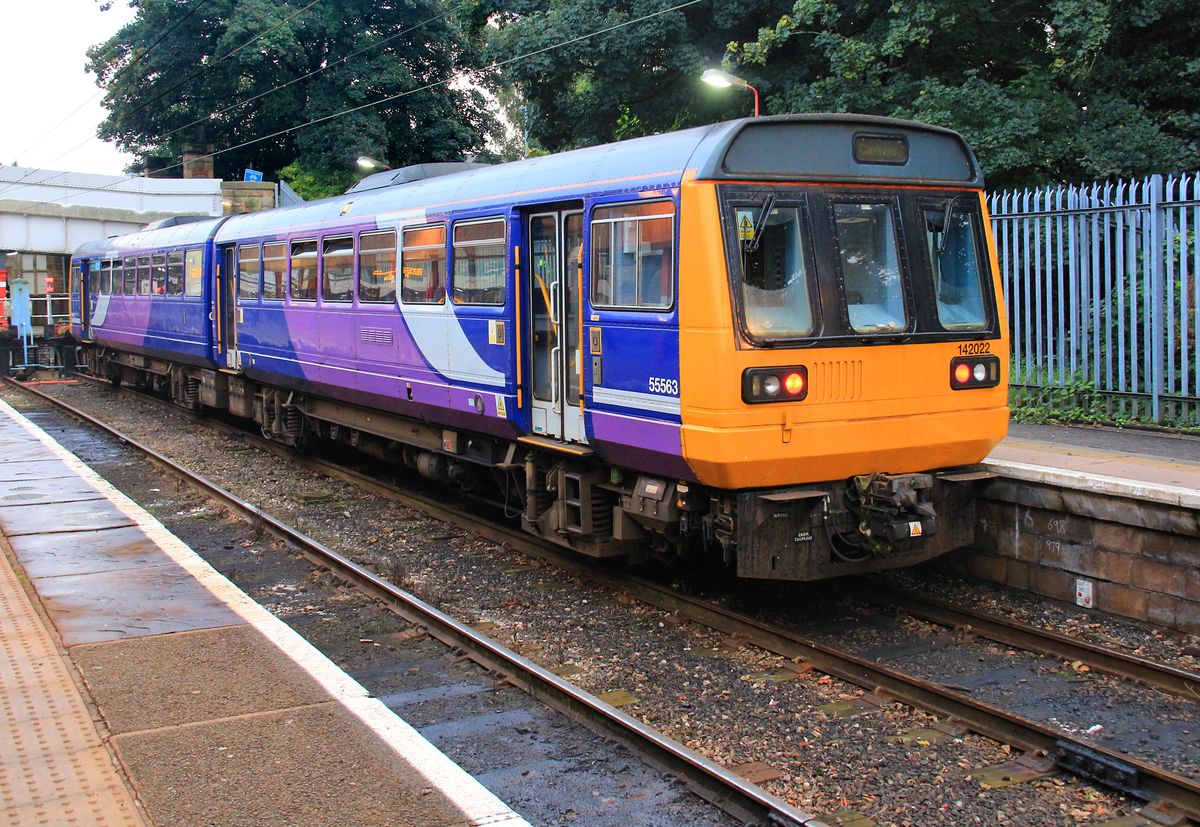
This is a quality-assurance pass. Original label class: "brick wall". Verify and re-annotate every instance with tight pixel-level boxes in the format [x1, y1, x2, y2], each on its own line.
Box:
[942, 479, 1200, 635]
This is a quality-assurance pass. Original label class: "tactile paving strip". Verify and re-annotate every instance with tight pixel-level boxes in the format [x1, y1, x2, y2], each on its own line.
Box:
[0, 551, 143, 827]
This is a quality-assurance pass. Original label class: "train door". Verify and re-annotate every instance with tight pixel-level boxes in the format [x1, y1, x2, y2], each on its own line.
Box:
[527, 208, 585, 442]
[216, 244, 240, 369]
[77, 260, 92, 339]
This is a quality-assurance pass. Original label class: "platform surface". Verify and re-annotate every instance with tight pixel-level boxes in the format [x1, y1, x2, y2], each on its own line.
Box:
[0, 398, 530, 827]
[987, 422, 1200, 506]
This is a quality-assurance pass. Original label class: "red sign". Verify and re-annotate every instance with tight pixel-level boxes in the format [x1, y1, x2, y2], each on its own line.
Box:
[0, 268, 7, 330]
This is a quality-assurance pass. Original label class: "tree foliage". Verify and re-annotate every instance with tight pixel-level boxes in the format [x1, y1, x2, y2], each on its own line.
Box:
[88, 0, 493, 193]
[477, 0, 1199, 189]
[728, 0, 1200, 188]
[468, 0, 792, 153]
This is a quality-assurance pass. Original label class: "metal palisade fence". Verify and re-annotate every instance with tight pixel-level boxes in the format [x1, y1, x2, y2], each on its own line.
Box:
[988, 173, 1200, 425]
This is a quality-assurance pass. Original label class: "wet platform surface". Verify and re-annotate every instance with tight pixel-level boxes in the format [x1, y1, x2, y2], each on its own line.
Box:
[988, 422, 1200, 505]
[0, 398, 530, 827]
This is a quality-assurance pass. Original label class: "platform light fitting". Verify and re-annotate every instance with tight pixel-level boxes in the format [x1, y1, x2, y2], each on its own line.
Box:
[357, 156, 391, 170]
[701, 69, 761, 117]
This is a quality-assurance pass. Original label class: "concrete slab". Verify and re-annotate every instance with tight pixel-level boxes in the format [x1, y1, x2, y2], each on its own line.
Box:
[0, 475, 106, 507]
[0, 440, 65, 463]
[71, 626, 340, 735]
[0, 545, 145, 827]
[0, 458, 80, 483]
[0, 498, 136, 537]
[8, 525, 176, 580]
[33, 564, 244, 645]
[113, 703, 476, 827]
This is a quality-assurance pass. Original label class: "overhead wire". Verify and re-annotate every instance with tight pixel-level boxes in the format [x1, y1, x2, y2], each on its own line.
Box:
[0, 0, 213, 197]
[1, 0, 320, 201]
[49, 0, 708, 206]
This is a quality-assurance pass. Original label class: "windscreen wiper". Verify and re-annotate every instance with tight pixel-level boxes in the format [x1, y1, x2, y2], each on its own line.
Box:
[743, 192, 776, 253]
[937, 196, 958, 255]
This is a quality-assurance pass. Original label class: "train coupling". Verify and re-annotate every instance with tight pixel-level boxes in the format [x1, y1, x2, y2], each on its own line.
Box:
[853, 472, 938, 544]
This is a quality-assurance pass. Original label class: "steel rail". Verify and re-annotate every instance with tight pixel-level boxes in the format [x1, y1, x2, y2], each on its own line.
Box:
[3, 377, 820, 827]
[853, 581, 1200, 701]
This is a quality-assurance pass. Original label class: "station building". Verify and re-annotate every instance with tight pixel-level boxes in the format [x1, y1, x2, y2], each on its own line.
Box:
[0, 156, 277, 333]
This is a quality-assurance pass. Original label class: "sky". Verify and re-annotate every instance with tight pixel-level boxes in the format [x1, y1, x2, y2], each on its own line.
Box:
[0, 0, 136, 176]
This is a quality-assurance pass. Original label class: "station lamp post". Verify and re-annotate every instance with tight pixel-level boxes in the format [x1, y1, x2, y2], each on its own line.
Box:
[701, 68, 761, 118]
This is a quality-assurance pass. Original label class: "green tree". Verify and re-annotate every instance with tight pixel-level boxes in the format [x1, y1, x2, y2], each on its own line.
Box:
[87, 0, 493, 193]
[728, 0, 1200, 188]
[469, 0, 791, 152]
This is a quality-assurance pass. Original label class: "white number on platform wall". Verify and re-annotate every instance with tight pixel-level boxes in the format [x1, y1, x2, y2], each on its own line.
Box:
[648, 377, 679, 396]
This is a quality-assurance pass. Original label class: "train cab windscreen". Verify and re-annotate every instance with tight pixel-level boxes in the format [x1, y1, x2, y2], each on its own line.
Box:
[735, 203, 816, 338]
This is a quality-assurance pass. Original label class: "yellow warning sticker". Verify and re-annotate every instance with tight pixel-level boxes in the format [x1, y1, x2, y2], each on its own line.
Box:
[736, 210, 755, 240]
[908, 521, 923, 537]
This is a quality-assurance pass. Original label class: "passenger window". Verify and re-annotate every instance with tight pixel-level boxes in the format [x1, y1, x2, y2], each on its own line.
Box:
[290, 239, 318, 301]
[734, 206, 815, 338]
[321, 236, 354, 302]
[238, 245, 260, 300]
[122, 257, 136, 295]
[167, 251, 184, 296]
[452, 220, 505, 305]
[185, 250, 203, 297]
[590, 201, 674, 309]
[151, 254, 167, 296]
[359, 231, 397, 303]
[262, 243, 285, 300]
[924, 203, 988, 330]
[138, 256, 151, 296]
[100, 260, 113, 295]
[401, 226, 446, 304]
[833, 202, 907, 333]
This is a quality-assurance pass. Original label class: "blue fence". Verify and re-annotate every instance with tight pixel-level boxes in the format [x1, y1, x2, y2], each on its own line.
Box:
[988, 174, 1200, 425]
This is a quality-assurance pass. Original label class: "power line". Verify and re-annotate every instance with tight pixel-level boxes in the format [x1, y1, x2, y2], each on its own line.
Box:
[0, 0, 320, 201]
[0, 0, 212, 197]
[51, 0, 708, 206]
[154, 1, 468, 148]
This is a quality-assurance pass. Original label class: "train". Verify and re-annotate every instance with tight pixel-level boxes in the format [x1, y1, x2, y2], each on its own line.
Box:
[71, 113, 1009, 581]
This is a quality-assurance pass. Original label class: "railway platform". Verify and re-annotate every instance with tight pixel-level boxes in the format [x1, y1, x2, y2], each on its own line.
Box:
[0, 398, 530, 827]
[988, 421, 1200, 506]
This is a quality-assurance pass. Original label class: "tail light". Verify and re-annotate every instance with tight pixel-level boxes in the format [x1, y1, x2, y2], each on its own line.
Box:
[743, 366, 808, 403]
[950, 355, 1000, 389]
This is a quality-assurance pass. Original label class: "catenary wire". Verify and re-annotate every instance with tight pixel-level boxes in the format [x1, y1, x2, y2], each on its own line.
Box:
[0, 0, 213, 197]
[48, 0, 708, 206]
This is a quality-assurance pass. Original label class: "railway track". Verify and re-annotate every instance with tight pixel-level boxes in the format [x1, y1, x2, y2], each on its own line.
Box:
[11, 375, 1200, 823]
[5, 376, 817, 827]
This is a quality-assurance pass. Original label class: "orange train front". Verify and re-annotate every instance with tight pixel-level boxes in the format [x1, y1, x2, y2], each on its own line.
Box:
[72, 114, 1007, 581]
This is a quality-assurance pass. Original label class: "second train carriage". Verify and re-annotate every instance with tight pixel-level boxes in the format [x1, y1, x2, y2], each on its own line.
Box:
[72, 113, 1009, 581]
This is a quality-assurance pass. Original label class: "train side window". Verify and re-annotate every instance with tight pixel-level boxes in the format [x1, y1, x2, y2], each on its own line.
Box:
[122, 257, 136, 295]
[359, 230, 397, 303]
[167, 251, 184, 296]
[832, 202, 907, 333]
[184, 249, 203, 297]
[590, 201, 674, 310]
[734, 206, 815, 338]
[238, 245, 260, 300]
[290, 239, 318, 301]
[321, 236, 354, 303]
[137, 256, 151, 296]
[401, 225, 446, 304]
[151, 253, 167, 296]
[99, 260, 112, 295]
[262, 243, 285, 300]
[89, 262, 100, 295]
[451, 219, 506, 305]
[923, 203, 988, 330]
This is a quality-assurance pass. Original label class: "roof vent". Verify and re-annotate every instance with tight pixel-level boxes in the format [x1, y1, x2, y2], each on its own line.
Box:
[344, 162, 491, 194]
[143, 214, 213, 230]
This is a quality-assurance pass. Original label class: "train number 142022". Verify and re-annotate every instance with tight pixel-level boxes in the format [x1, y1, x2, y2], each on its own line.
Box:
[957, 341, 992, 356]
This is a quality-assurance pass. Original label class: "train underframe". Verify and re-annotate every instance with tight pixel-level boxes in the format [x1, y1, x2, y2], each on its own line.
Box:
[89, 346, 992, 581]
